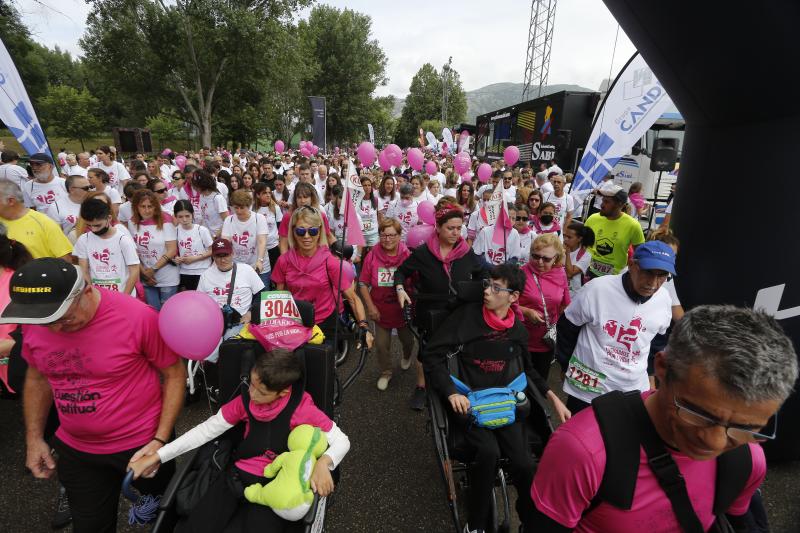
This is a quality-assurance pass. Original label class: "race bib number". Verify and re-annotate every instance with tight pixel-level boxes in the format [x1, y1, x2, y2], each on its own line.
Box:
[260, 291, 302, 324]
[589, 259, 614, 276]
[377, 267, 396, 287]
[92, 278, 120, 291]
[566, 355, 606, 394]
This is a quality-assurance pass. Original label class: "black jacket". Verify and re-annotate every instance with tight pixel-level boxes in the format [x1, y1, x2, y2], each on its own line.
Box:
[423, 303, 549, 399]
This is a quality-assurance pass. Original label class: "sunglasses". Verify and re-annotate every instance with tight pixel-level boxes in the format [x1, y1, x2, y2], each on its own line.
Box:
[72, 185, 91, 191]
[154, 188, 167, 193]
[514, 216, 528, 222]
[294, 226, 320, 237]
[531, 253, 556, 263]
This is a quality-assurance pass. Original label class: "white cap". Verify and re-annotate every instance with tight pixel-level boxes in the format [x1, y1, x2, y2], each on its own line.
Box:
[598, 181, 623, 196]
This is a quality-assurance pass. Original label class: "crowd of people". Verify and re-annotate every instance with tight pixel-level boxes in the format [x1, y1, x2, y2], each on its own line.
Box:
[0, 143, 796, 533]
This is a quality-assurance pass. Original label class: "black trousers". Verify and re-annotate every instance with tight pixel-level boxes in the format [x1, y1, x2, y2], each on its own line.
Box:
[457, 420, 536, 530]
[529, 350, 554, 383]
[52, 436, 175, 533]
[267, 246, 281, 271]
[176, 466, 303, 533]
[180, 273, 201, 291]
[566, 394, 591, 414]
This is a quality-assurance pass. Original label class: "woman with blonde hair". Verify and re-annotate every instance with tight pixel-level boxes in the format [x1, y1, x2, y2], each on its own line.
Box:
[517, 232, 570, 380]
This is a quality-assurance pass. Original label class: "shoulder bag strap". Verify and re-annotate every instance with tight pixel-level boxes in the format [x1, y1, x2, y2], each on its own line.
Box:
[631, 395, 705, 533]
[226, 263, 238, 308]
[530, 272, 550, 328]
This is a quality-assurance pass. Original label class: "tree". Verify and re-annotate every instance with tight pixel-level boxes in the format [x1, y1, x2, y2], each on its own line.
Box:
[299, 5, 388, 145]
[368, 95, 397, 146]
[146, 113, 185, 150]
[38, 85, 102, 150]
[396, 62, 467, 147]
[0, 1, 49, 102]
[81, 0, 311, 147]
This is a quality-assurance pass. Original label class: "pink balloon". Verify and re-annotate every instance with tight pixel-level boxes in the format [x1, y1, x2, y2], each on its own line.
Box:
[453, 153, 470, 175]
[175, 155, 187, 171]
[300, 147, 311, 157]
[378, 150, 391, 172]
[417, 200, 436, 225]
[274, 140, 285, 153]
[425, 160, 438, 175]
[407, 147, 424, 171]
[386, 144, 403, 166]
[477, 163, 492, 183]
[406, 224, 435, 248]
[158, 291, 223, 360]
[357, 141, 376, 166]
[311, 145, 319, 155]
[334, 146, 340, 154]
[504, 145, 520, 167]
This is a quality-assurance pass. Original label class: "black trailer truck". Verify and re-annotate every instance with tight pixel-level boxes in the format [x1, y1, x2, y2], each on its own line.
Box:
[474, 90, 599, 171]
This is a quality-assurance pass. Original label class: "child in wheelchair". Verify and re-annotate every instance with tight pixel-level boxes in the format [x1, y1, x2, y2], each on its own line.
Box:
[128, 348, 350, 533]
[423, 264, 570, 533]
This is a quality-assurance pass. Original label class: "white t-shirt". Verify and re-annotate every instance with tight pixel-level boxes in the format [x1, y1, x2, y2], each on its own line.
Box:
[467, 207, 488, 241]
[74, 229, 139, 292]
[128, 221, 180, 287]
[518, 230, 534, 263]
[358, 198, 379, 238]
[67, 164, 89, 177]
[324, 202, 363, 259]
[562, 273, 672, 403]
[568, 248, 591, 296]
[176, 224, 213, 274]
[385, 198, 419, 242]
[543, 191, 575, 228]
[473, 225, 522, 265]
[378, 193, 398, 214]
[503, 185, 517, 204]
[118, 201, 133, 225]
[256, 205, 282, 250]
[101, 187, 122, 205]
[92, 161, 130, 193]
[199, 192, 228, 234]
[432, 172, 446, 187]
[198, 262, 265, 315]
[539, 181, 554, 196]
[0, 163, 29, 188]
[216, 181, 229, 203]
[161, 164, 179, 182]
[23, 177, 68, 222]
[221, 212, 269, 268]
[55, 197, 82, 234]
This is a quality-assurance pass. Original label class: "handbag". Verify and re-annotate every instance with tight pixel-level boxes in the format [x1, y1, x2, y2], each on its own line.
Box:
[531, 272, 557, 349]
[450, 373, 528, 429]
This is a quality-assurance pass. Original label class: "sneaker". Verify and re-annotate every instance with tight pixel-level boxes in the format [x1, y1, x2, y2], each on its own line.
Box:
[377, 372, 392, 391]
[52, 484, 71, 530]
[463, 523, 485, 533]
[409, 386, 426, 411]
[400, 354, 412, 371]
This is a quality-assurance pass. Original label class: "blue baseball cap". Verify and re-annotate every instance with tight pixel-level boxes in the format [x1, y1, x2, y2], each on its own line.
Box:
[633, 241, 677, 275]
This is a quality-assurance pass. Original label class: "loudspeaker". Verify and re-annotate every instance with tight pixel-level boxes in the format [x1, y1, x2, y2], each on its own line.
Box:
[112, 127, 153, 154]
[140, 130, 152, 153]
[650, 137, 678, 171]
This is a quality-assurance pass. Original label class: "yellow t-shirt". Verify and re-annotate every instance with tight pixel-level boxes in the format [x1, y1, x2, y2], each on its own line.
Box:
[585, 212, 645, 276]
[0, 209, 73, 259]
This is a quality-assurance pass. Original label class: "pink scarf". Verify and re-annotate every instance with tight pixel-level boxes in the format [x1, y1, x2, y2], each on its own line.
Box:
[530, 216, 561, 234]
[371, 241, 410, 268]
[425, 233, 470, 279]
[284, 246, 331, 281]
[482, 305, 515, 331]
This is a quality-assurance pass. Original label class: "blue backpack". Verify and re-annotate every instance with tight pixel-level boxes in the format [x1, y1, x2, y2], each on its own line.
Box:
[451, 373, 528, 429]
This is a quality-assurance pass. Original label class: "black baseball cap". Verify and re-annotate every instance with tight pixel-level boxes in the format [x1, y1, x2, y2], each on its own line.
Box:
[28, 153, 54, 165]
[0, 259, 85, 325]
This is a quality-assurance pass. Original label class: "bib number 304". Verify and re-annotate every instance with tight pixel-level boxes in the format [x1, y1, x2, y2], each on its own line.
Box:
[566, 355, 606, 394]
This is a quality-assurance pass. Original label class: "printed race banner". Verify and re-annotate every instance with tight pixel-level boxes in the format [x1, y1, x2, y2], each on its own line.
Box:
[308, 96, 326, 150]
[572, 52, 673, 196]
[0, 38, 52, 157]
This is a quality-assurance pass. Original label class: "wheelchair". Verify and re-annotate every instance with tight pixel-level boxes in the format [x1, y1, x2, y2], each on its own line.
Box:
[406, 281, 555, 533]
[149, 299, 369, 532]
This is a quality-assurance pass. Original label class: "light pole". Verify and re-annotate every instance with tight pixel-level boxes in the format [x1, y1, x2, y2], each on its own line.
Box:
[442, 57, 452, 127]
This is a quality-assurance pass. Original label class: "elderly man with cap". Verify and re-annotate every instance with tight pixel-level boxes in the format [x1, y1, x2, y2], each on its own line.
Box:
[0, 180, 72, 260]
[21, 153, 69, 223]
[584, 181, 645, 279]
[1, 258, 186, 532]
[553, 240, 675, 414]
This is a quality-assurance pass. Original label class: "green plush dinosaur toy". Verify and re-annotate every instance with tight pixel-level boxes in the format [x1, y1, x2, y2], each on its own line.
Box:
[243, 424, 328, 521]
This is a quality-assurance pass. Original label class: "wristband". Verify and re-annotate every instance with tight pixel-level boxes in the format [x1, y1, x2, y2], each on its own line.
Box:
[152, 437, 167, 445]
[357, 320, 369, 327]
[395, 285, 405, 292]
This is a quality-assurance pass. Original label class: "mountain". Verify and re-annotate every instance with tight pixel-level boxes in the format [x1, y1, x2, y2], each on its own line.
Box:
[392, 82, 595, 123]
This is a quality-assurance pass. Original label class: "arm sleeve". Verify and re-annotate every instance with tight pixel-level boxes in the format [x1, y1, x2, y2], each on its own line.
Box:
[221, 217, 232, 237]
[120, 235, 140, 265]
[156, 410, 234, 464]
[73, 235, 87, 259]
[255, 214, 268, 235]
[45, 217, 74, 257]
[139, 304, 180, 369]
[555, 313, 582, 372]
[393, 249, 423, 287]
[322, 423, 350, 470]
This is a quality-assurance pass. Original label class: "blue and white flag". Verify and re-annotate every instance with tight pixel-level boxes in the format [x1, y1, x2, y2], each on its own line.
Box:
[0, 38, 51, 157]
[572, 52, 673, 196]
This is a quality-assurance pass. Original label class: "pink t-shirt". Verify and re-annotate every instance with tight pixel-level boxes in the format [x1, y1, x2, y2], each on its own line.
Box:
[531, 391, 766, 532]
[22, 289, 179, 454]
[0, 268, 15, 392]
[271, 248, 355, 323]
[277, 209, 331, 238]
[220, 389, 332, 477]
[518, 263, 570, 352]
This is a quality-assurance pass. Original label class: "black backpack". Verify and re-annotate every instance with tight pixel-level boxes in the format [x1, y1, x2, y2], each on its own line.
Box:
[588, 390, 753, 533]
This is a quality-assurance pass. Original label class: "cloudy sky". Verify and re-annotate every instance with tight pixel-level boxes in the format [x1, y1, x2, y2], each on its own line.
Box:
[15, 0, 635, 96]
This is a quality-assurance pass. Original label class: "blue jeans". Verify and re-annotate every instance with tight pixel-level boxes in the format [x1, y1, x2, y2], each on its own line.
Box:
[258, 270, 271, 290]
[144, 285, 179, 311]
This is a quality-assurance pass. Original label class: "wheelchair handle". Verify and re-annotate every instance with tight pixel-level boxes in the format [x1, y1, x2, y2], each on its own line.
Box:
[122, 470, 138, 503]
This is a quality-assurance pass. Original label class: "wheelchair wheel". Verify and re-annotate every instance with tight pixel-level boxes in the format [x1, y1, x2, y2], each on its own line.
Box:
[489, 468, 511, 533]
[334, 337, 348, 366]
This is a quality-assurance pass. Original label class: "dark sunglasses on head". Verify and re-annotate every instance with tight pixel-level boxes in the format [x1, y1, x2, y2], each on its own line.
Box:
[294, 226, 320, 237]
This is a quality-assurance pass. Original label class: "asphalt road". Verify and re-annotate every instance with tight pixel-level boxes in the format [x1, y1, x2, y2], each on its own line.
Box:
[1, 339, 799, 533]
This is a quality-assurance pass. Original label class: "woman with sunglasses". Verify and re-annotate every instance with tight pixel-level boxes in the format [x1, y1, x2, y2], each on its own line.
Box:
[271, 207, 373, 348]
[147, 178, 177, 219]
[277, 182, 333, 253]
[169, 170, 186, 193]
[518, 232, 570, 380]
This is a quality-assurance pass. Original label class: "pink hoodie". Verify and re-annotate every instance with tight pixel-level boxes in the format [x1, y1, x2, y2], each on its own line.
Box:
[519, 262, 570, 352]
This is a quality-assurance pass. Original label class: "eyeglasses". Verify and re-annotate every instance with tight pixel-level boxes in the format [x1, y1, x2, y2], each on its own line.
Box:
[294, 226, 320, 237]
[379, 233, 399, 239]
[514, 216, 528, 222]
[153, 188, 167, 194]
[71, 186, 91, 191]
[531, 253, 556, 263]
[482, 279, 515, 294]
[673, 395, 777, 443]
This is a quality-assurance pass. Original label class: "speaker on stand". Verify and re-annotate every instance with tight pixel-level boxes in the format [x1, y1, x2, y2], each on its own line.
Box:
[646, 137, 678, 231]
